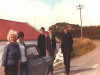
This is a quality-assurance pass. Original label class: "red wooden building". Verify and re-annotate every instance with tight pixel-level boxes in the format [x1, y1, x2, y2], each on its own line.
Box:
[0, 19, 40, 40]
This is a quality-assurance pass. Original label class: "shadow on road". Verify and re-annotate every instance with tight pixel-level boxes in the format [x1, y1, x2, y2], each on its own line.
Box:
[54, 69, 65, 75]
[71, 68, 94, 74]
[54, 66, 78, 75]
[54, 66, 94, 75]
[54, 66, 77, 71]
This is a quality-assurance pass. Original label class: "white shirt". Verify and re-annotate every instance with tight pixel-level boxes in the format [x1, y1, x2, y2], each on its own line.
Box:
[19, 43, 27, 62]
[49, 34, 52, 40]
[49, 34, 52, 45]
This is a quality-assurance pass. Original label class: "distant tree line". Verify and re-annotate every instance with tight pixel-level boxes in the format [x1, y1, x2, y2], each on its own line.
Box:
[50, 22, 100, 40]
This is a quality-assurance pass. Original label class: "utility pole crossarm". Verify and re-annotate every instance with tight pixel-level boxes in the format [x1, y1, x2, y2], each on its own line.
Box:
[77, 4, 84, 7]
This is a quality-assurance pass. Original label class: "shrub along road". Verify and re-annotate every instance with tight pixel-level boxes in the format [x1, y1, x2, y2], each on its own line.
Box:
[54, 41, 100, 75]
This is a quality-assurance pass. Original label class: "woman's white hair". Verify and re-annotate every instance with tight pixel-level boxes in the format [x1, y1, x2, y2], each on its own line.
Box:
[7, 30, 18, 41]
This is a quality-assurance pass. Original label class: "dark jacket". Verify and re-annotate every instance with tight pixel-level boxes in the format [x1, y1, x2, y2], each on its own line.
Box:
[46, 34, 56, 55]
[61, 31, 73, 53]
[38, 34, 45, 49]
[37, 34, 46, 56]
[2, 44, 20, 66]
[15, 41, 28, 61]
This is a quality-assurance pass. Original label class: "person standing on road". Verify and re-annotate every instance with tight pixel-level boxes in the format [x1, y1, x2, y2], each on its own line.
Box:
[16, 31, 29, 75]
[46, 27, 56, 61]
[38, 27, 46, 56]
[2, 30, 20, 75]
[61, 26, 73, 75]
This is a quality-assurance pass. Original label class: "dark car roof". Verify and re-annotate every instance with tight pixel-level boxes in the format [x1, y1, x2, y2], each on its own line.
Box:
[26, 44, 37, 48]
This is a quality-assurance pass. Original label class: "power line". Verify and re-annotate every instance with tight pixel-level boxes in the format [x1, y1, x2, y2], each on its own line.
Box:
[77, 4, 84, 39]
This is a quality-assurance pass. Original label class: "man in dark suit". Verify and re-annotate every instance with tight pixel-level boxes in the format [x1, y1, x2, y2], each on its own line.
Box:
[46, 27, 56, 61]
[61, 26, 73, 75]
[38, 27, 46, 56]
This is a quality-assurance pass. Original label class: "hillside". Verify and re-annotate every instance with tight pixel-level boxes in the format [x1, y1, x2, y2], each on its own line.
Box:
[50, 22, 100, 39]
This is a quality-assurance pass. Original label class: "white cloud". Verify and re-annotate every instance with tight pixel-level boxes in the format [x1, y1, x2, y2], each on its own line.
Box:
[0, 0, 100, 30]
[77, 0, 100, 25]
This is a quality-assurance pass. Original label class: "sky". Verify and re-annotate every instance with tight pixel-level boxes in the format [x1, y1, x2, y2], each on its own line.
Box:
[0, 0, 100, 30]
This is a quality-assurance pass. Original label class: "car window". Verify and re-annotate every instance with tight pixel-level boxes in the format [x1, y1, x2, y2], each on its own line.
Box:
[27, 46, 40, 60]
[27, 47, 39, 55]
[0, 51, 2, 62]
[0, 45, 5, 51]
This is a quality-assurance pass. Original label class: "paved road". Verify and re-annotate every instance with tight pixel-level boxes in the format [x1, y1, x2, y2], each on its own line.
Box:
[54, 41, 100, 75]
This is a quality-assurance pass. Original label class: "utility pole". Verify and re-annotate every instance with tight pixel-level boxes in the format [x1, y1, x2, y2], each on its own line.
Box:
[77, 4, 84, 39]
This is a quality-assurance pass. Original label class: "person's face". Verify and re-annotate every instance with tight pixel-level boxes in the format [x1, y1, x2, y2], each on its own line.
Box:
[64, 27, 68, 33]
[18, 37, 24, 43]
[9, 34, 16, 44]
[49, 30, 53, 34]
[40, 30, 44, 35]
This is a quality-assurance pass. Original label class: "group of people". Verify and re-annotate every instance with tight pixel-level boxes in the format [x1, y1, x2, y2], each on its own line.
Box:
[38, 26, 73, 75]
[38, 27, 56, 61]
[1, 25, 73, 75]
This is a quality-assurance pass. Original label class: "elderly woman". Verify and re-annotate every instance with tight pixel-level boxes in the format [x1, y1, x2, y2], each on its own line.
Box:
[16, 31, 28, 75]
[2, 30, 20, 75]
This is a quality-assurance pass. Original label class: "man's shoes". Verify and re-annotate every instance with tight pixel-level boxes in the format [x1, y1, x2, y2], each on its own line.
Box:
[65, 73, 70, 75]
[64, 72, 69, 75]
[67, 73, 69, 75]
[64, 71, 66, 74]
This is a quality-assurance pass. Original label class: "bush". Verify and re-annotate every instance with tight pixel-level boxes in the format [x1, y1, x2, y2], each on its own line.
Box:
[71, 38, 96, 58]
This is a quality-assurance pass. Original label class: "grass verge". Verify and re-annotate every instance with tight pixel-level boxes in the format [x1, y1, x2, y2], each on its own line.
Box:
[71, 38, 96, 59]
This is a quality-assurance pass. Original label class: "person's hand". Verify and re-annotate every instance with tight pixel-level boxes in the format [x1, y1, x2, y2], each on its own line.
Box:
[2, 71, 6, 75]
[54, 49, 57, 56]
[46, 50, 50, 56]
[2, 66, 6, 75]
[54, 49, 57, 53]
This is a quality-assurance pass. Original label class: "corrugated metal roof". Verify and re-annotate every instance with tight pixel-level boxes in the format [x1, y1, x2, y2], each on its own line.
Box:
[0, 19, 40, 40]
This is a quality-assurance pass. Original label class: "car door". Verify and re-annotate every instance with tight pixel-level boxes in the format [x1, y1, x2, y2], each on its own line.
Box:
[27, 46, 48, 75]
[0, 46, 5, 75]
